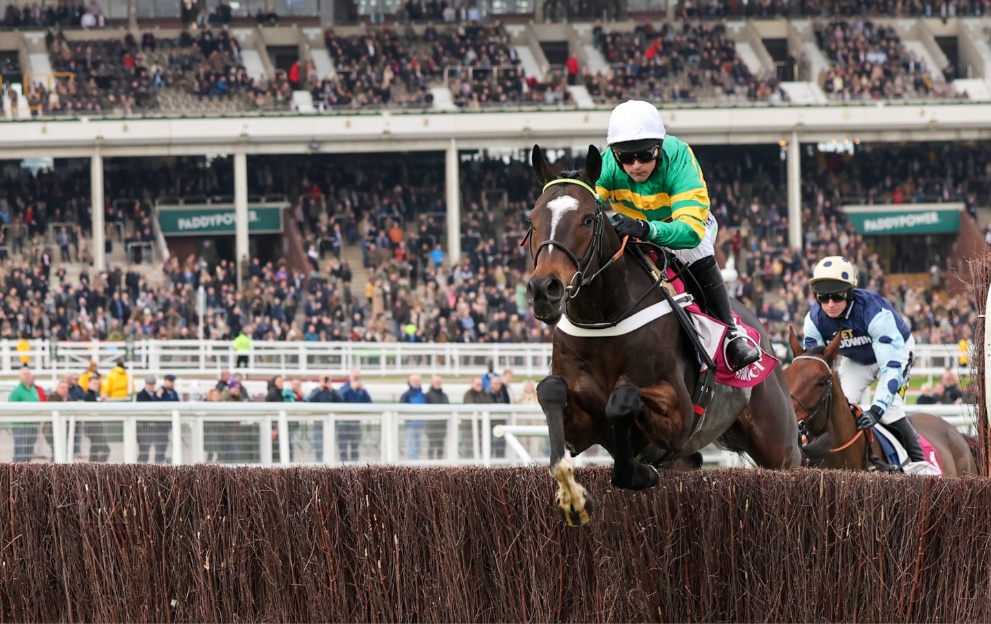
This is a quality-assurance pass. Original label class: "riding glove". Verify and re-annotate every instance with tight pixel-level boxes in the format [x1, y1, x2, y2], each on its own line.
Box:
[856, 406, 883, 430]
[614, 218, 650, 240]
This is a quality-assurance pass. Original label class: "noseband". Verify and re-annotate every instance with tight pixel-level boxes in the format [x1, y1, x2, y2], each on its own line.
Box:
[521, 178, 625, 298]
[791, 354, 864, 453]
[790, 355, 833, 436]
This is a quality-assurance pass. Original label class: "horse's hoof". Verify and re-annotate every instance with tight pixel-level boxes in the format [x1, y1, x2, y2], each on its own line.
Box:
[612, 463, 659, 491]
[556, 493, 593, 526]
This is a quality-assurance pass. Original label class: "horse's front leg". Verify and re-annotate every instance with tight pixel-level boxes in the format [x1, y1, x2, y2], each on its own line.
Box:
[607, 385, 660, 490]
[537, 375, 593, 526]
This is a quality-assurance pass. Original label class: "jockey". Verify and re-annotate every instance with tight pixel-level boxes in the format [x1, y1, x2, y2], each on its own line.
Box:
[596, 100, 760, 372]
[802, 256, 929, 470]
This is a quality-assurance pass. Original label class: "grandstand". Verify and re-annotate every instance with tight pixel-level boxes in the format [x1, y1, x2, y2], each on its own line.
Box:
[0, 0, 986, 467]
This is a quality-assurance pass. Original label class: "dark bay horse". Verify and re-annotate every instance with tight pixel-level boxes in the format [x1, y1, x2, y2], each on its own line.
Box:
[526, 145, 802, 526]
[786, 329, 980, 476]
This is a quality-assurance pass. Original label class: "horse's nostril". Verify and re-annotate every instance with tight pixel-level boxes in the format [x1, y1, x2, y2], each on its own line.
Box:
[545, 278, 563, 301]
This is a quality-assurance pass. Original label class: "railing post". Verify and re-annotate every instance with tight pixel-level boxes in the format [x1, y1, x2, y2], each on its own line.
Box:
[66, 415, 77, 463]
[260, 414, 273, 467]
[191, 415, 205, 464]
[122, 414, 138, 464]
[172, 410, 182, 466]
[446, 410, 459, 466]
[51, 410, 65, 464]
[481, 410, 492, 467]
[323, 414, 335, 465]
[278, 409, 290, 466]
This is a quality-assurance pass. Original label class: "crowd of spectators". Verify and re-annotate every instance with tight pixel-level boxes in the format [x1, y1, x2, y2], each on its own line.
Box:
[1, 1, 106, 29]
[587, 21, 788, 104]
[0, 142, 985, 351]
[814, 18, 960, 100]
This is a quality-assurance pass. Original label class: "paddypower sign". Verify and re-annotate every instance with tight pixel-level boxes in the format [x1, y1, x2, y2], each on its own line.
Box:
[843, 203, 962, 236]
[157, 205, 284, 236]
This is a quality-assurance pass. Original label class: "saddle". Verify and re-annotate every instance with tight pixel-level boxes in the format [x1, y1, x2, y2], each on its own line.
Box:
[849, 405, 943, 475]
[629, 243, 778, 389]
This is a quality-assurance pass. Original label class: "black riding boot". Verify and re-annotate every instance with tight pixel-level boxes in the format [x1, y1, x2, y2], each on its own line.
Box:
[687, 256, 761, 372]
[887, 417, 926, 463]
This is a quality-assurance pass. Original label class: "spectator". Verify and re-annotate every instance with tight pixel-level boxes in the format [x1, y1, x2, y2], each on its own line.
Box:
[265, 376, 285, 402]
[82, 375, 111, 462]
[159, 374, 180, 401]
[338, 369, 371, 462]
[103, 359, 132, 400]
[399, 373, 426, 460]
[43, 379, 74, 455]
[216, 368, 232, 391]
[135, 375, 166, 463]
[234, 329, 253, 368]
[9, 366, 41, 463]
[517, 380, 538, 404]
[220, 379, 247, 402]
[488, 377, 509, 458]
[423, 375, 449, 460]
[66, 373, 86, 401]
[916, 383, 940, 406]
[940, 369, 968, 404]
[79, 361, 101, 393]
[461, 375, 491, 458]
[306, 374, 342, 463]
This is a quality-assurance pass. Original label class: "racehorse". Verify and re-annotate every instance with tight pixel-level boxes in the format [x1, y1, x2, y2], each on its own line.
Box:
[526, 145, 803, 526]
[786, 328, 980, 476]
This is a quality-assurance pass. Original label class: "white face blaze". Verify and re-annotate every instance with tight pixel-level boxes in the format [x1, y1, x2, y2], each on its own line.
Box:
[545, 194, 580, 256]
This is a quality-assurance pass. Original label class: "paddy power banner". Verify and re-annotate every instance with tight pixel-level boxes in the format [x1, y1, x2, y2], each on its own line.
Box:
[843, 203, 963, 236]
[157, 205, 284, 236]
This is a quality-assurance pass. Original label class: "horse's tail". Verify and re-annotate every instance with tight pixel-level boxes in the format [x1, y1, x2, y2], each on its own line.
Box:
[964, 434, 984, 474]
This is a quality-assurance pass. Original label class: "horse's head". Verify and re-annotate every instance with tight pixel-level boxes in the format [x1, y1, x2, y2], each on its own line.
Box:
[525, 144, 605, 325]
[786, 326, 843, 436]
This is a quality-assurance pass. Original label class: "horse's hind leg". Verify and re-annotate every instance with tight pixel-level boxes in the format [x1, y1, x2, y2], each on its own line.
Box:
[606, 385, 660, 490]
[538, 375, 593, 526]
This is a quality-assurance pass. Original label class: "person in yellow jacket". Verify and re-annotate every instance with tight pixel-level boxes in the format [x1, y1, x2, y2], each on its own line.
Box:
[16, 334, 30, 366]
[78, 361, 100, 391]
[102, 359, 133, 400]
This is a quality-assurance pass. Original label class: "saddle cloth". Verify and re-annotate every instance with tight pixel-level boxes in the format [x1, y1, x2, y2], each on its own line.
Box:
[661, 262, 778, 389]
[874, 423, 943, 475]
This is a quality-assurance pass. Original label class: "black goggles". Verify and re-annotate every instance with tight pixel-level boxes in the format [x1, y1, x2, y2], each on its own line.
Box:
[815, 291, 849, 304]
[613, 144, 660, 165]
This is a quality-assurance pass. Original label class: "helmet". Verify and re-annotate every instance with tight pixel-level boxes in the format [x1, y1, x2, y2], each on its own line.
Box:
[810, 256, 858, 294]
[607, 100, 666, 149]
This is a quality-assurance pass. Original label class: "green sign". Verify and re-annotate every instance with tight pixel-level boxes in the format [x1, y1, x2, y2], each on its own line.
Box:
[157, 205, 284, 236]
[843, 204, 962, 236]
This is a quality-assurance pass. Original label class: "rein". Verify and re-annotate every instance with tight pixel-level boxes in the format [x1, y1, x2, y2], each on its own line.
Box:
[521, 177, 663, 330]
[791, 354, 863, 454]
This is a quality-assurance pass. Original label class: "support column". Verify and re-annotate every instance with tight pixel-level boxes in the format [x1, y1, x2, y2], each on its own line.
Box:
[787, 131, 802, 251]
[666, 0, 676, 19]
[91, 151, 105, 272]
[445, 140, 461, 267]
[128, 0, 138, 31]
[234, 151, 249, 286]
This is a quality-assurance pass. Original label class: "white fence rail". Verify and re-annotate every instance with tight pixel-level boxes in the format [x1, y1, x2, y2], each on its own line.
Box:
[0, 340, 971, 380]
[0, 403, 976, 468]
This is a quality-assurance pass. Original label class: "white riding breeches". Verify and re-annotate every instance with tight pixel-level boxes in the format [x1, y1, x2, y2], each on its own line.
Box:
[670, 213, 717, 265]
[837, 336, 915, 424]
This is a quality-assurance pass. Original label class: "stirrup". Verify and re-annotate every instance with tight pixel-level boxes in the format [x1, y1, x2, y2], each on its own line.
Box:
[723, 328, 762, 371]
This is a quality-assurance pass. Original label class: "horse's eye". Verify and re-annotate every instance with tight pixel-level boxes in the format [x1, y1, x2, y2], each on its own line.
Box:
[582, 215, 595, 226]
[817, 379, 828, 387]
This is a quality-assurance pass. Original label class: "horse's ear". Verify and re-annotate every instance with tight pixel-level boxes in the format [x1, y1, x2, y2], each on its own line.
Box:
[788, 325, 804, 357]
[583, 145, 602, 186]
[531, 145, 555, 186]
[824, 331, 842, 363]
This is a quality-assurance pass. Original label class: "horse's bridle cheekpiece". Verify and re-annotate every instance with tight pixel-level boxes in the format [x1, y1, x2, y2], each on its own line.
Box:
[522, 178, 612, 299]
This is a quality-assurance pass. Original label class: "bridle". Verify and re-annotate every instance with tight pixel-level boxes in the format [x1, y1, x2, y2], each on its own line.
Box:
[521, 177, 626, 299]
[791, 354, 862, 453]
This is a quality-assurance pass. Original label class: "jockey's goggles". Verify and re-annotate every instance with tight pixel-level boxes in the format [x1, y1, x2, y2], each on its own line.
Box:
[613, 143, 660, 165]
[815, 291, 849, 304]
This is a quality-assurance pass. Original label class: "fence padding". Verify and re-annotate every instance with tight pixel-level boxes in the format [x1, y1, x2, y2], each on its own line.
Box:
[2, 464, 991, 622]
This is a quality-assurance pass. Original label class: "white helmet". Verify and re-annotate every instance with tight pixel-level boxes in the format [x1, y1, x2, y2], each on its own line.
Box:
[607, 100, 666, 148]
[810, 256, 858, 294]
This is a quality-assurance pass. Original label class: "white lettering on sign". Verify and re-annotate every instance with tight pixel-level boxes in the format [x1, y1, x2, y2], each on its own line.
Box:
[177, 210, 259, 231]
[862, 211, 939, 233]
